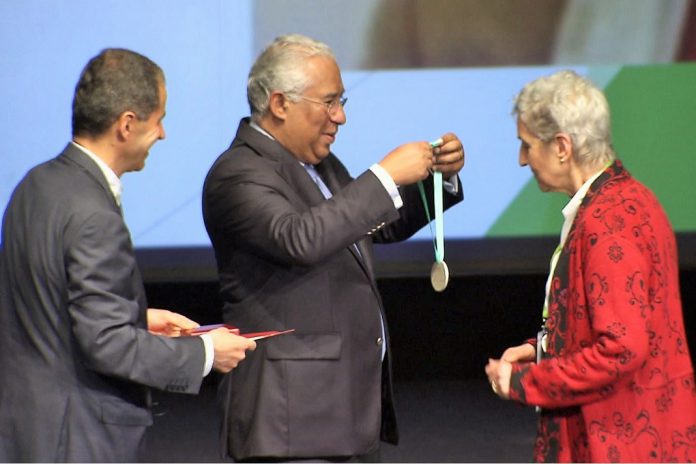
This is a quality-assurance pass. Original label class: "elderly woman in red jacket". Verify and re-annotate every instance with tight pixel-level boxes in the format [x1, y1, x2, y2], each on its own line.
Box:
[486, 70, 696, 462]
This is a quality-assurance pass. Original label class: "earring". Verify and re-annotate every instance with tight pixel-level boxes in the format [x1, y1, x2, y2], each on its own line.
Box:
[560, 158, 565, 164]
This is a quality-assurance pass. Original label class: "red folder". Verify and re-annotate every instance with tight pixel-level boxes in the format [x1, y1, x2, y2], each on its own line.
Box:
[183, 323, 240, 336]
[240, 329, 295, 341]
[183, 324, 294, 341]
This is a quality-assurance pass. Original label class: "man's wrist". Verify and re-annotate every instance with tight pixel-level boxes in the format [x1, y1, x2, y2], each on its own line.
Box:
[369, 163, 402, 209]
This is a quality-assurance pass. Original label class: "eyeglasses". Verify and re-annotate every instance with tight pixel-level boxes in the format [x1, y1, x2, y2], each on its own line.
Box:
[296, 95, 347, 117]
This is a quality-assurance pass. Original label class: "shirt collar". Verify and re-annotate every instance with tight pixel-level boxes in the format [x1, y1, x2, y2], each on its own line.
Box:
[70, 141, 123, 206]
[249, 120, 275, 140]
[559, 167, 606, 245]
[249, 119, 314, 170]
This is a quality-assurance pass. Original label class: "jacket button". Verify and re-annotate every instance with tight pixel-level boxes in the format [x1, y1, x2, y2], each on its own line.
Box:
[376, 337, 383, 346]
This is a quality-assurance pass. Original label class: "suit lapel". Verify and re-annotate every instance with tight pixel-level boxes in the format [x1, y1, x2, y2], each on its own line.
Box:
[237, 119, 376, 280]
[236, 119, 326, 206]
[280, 160, 326, 206]
[61, 143, 122, 215]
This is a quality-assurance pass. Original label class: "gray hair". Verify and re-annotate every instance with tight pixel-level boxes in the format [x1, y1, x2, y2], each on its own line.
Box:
[513, 70, 615, 167]
[72, 48, 164, 137]
[247, 34, 335, 120]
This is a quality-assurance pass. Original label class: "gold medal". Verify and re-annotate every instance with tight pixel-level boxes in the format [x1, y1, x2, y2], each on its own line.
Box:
[430, 260, 449, 292]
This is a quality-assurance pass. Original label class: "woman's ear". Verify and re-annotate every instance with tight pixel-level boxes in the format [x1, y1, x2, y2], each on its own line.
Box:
[554, 132, 573, 163]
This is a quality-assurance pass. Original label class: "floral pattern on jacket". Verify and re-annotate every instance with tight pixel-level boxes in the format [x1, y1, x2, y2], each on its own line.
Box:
[509, 161, 696, 462]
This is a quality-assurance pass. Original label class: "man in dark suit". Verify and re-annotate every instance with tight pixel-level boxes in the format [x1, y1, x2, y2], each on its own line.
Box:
[0, 48, 256, 462]
[202, 34, 465, 462]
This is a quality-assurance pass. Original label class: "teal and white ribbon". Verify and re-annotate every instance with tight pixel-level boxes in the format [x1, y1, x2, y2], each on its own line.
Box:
[418, 138, 449, 291]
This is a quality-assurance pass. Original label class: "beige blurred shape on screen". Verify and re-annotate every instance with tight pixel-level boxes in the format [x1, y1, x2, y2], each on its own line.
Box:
[254, 0, 690, 69]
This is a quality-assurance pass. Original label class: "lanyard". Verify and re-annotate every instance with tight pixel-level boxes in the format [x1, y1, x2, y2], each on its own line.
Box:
[417, 173, 444, 263]
[541, 162, 612, 320]
[418, 138, 448, 291]
[541, 244, 562, 319]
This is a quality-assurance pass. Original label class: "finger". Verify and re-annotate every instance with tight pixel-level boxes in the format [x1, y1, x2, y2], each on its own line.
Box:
[436, 149, 464, 165]
[168, 313, 200, 330]
[438, 135, 461, 152]
[434, 154, 460, 165]
[434, 141, 462, 157]
[439, 132, 457, 144]
[167, 326, 183, 336]
[425, 150, 435, 169]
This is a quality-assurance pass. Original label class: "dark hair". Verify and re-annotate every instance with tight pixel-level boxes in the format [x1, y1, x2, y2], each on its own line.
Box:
[72, 48, 164, 137]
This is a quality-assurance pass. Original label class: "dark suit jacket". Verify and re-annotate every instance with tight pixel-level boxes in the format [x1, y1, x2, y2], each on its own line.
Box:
[0, 143, 206, 462]
[202, 118, 463, 460]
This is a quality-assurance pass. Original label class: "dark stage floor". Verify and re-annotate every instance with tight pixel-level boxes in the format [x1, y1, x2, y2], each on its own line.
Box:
[141, 377, 537, 462]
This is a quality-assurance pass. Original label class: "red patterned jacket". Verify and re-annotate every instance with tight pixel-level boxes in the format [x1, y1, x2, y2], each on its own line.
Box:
[509, 161, 696, 462]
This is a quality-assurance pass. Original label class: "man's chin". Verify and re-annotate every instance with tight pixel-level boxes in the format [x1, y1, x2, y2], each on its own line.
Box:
[125, 160, 147, 174]
[320, 144, 334, 157]
[307, 150, 331, 164]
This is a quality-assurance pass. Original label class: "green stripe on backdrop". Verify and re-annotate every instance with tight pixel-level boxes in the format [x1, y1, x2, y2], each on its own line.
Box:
[486, 63, 696, 237]
[608, 64, 696, 231]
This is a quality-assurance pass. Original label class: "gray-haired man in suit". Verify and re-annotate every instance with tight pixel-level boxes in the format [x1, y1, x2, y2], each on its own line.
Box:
[203, 34, 465, 462]
[0, 48, 256, 462]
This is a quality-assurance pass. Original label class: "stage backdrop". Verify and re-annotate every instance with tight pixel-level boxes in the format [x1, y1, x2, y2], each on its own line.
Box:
[2, 0, 694, 279]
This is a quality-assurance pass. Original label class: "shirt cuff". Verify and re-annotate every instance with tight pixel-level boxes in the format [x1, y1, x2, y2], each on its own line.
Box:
[443, 175, 460, 196]
[200, 333, 214, 377]
[369, 164, 403, 209]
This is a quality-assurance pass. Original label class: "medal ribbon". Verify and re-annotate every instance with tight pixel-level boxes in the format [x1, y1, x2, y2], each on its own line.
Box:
[434, 170, 444, 263]
[417, 139, 445, 264]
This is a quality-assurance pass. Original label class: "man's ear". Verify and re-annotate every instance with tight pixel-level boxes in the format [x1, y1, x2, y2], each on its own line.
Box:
[268, 91, 290, 121]
[115, 111, 137, 141]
